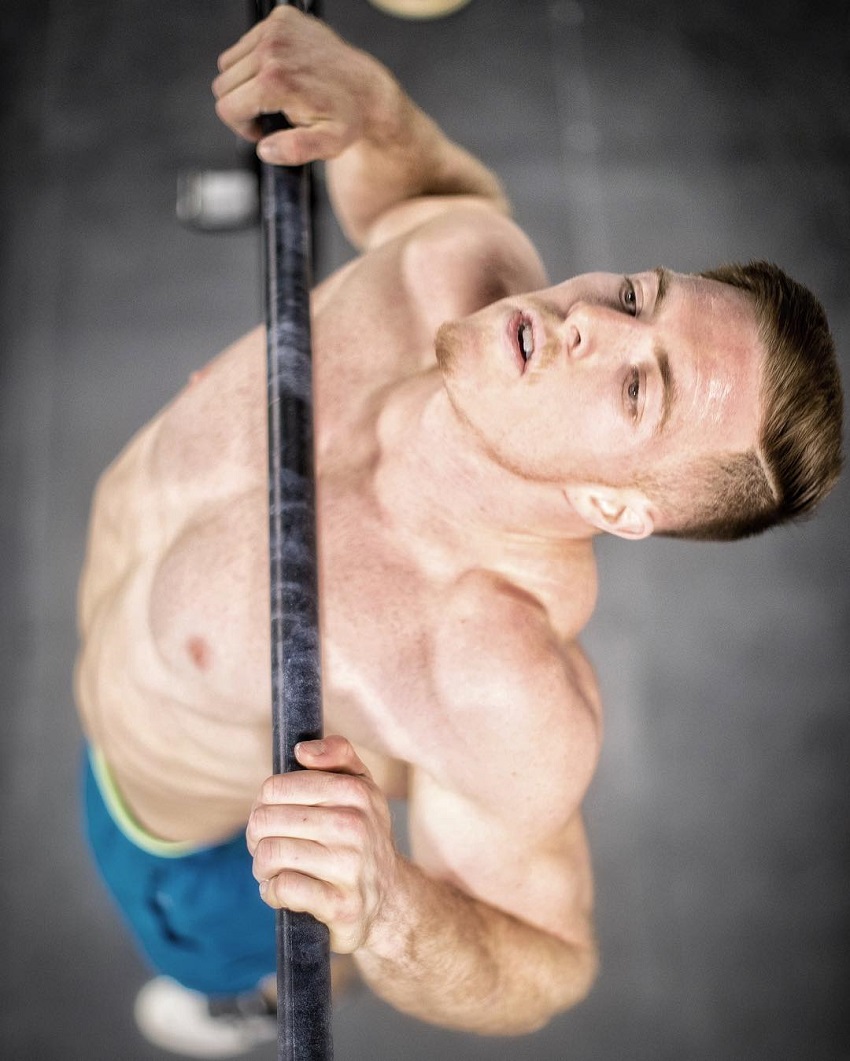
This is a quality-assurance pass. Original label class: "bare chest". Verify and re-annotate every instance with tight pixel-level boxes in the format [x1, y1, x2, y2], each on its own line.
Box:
[139, 430, 446, 787]
[143, 335, 450, 783]
[316, 465, 443, 761]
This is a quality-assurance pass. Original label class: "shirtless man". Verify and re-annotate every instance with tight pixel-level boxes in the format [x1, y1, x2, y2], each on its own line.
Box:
[74, 7, 843, 1056]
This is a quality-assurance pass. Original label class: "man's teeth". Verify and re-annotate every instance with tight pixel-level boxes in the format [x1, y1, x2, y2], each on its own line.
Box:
[519, 321, 534, 359]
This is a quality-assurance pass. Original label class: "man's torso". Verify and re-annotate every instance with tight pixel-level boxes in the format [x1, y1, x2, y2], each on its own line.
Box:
[75, 205, 601, 845]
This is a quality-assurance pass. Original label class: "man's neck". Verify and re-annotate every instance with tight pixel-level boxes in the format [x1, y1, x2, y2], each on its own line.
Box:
[372, 370, 596, 568]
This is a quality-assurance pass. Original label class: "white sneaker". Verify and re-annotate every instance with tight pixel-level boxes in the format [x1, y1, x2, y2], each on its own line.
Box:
[367, 0, 473, 18]
[134, 977, 277, 1058]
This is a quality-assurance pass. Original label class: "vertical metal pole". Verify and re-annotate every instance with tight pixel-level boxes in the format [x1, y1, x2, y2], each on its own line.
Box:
[255, 1, 333, 1058]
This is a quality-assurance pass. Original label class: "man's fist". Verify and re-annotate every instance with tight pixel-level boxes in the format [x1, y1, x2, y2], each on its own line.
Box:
[247, 735, 401, 953]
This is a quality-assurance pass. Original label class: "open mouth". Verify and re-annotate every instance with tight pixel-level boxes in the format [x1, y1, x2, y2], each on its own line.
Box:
[519, 319, 534, 360]
[514, 313, 535, 371]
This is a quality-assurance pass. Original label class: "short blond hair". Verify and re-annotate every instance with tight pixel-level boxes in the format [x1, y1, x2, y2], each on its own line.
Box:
[654, 260, 843, 542]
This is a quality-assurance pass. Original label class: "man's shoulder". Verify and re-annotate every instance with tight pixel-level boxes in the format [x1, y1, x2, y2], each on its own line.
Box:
[420, 568, 598, 831]
[356, 197, 548, 332]
[430, 567, 602, 807]
[397, 197, 548, 311]
[313, 197, 549, 387]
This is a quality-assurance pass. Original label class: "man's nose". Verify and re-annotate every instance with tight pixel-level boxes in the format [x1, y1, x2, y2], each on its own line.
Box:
[560, 303, 623, 361]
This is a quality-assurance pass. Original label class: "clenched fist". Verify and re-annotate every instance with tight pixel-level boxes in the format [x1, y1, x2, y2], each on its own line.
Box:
[212, 6, 393, 166]
[247, 735, 402, 953]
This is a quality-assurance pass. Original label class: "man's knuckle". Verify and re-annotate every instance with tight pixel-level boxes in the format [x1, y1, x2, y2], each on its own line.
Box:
[271, 870, 299, 907]
[329, 889, 358, 925]
[255, 833, 275, 858]
[336, 846, 361, 882]
[339, 775, 369, 806]
[256, 59, 288, 95]
[333, 806, 365, 839]
[249, 809, 267, 842]
[284, 134, 311, 166]
[252, 836, 273, 873]
[261, 774, 286, 803]
[261, 14, 289, 46]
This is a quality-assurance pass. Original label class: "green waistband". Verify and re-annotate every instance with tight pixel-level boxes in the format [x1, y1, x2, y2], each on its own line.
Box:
[88, 747, 200, 859]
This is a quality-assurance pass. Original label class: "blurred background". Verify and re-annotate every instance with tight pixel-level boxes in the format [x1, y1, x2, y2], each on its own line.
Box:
[1, 1, 848, 1058]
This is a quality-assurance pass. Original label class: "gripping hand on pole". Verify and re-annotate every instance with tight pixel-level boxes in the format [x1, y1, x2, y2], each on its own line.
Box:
[213, 6, 381, 168]
[248, 736, 401, 955]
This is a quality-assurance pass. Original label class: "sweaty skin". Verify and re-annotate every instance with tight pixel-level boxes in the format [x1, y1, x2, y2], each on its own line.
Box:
[75, 6, 764, 1036]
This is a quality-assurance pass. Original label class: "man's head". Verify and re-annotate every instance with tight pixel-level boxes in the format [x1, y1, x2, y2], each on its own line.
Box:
[653, 261, 843, 540]
[436, 261, 842, 542]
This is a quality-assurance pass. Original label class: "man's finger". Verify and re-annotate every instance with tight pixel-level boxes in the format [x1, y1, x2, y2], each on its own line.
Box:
[260, 871, 361, 953]
[217, 4, 302, 74]
[252, 835, 332, 885]
[216, 21, 265, 74]
[247, 798, 372, 851]
[257, 768, 373, 810]
[295, 735, 372, 777]
[246, 802, 328, 855]
[211, 50, 260, 101]
[214, 77, 281, 143]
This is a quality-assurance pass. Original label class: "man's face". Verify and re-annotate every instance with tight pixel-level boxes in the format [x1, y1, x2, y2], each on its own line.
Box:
[436, 269, 765, 503]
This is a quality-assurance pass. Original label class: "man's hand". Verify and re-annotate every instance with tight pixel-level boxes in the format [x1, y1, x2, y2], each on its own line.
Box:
[247, 735, 401, 953]
[212, 7, 389, 167]
[212, 5, 507, 246]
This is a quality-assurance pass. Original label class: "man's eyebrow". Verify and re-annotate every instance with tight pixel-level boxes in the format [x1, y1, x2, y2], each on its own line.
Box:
[654, 344, 676, 436]
[652, 265, 671, 311]
[649, 267, 675, 434]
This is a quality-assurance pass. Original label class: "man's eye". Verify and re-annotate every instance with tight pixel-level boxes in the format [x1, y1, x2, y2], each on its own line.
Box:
[621, 278, 638, 316]
[626, 367, 641, 415]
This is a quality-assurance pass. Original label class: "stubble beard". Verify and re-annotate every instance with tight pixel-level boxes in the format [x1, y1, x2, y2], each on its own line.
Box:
[435, 327, 555, 484]
[434, 320, 460, 376]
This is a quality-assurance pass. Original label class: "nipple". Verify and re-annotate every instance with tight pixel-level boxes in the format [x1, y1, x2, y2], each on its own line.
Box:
[187, 636, 211, 672]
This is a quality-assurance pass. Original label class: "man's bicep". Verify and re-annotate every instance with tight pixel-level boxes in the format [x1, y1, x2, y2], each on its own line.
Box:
[408, 768, 596, 951]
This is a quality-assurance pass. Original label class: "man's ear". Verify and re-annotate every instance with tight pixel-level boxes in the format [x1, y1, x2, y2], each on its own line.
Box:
[565, 484, 656, 540]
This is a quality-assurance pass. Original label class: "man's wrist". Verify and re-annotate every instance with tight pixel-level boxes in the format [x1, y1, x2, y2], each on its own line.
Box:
[361, 853, 423, 961]
[355, 54, 415, 154]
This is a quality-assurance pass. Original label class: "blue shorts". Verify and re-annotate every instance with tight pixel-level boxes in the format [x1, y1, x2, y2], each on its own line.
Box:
[81, 748, 275, 996]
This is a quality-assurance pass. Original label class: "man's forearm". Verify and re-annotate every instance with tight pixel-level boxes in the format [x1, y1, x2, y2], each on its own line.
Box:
[248, 739, 596, 1032]
[355, 856, 597, 1035]
[326, 59, 509, 248]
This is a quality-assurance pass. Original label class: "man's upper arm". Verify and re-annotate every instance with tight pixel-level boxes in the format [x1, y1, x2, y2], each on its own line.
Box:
[407, 571, 601, 950]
